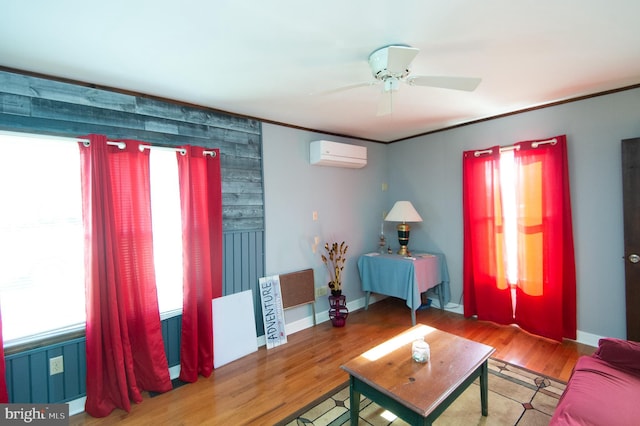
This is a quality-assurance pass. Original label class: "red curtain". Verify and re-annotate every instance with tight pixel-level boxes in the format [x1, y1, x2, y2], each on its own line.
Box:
[79, 135, 171, 417]
[463, 147, 513, 324]
[512, 135, 576, 341]
[0, 305, 8, 403]
[463, 135, 576, 342]
[177, 147, 223, 382]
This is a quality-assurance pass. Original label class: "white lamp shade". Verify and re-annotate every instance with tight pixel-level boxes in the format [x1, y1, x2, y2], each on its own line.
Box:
[384, 201, 423, 223]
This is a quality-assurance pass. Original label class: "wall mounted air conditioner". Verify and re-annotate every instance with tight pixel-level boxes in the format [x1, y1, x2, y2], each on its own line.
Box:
[309, 140, 367, 168]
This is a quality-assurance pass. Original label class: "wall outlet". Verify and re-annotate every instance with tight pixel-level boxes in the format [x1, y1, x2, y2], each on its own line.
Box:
[50, 355, 64, 375]
[315, 287, 328, 297]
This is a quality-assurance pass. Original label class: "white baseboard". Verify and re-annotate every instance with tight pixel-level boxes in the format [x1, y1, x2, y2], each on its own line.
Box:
[68, 397, 86, 416]
[575, 330, 601, 348]
[429, 298, 464, 315]
[429, 298, 600, 348]
[169, 364, 181, 380]
[283, 293, 382, 336]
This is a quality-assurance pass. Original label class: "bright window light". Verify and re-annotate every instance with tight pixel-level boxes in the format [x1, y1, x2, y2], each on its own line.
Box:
[0, 133, 185, 345]
[380, 410, 398, 421]
[0, 134, 85, 344]
[150, 150, 184, 315]
[500, 150, 518, 285]
[362, 325, 435, 361]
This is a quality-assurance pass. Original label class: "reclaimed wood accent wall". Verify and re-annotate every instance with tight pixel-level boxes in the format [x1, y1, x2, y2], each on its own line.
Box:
[0, 70, 264, 232]
[0, 69, 267, 404]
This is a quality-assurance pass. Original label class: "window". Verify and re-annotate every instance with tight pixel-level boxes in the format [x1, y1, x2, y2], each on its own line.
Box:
[499, 149, 519, 286]
[150, 150, 184, 315]
[0, 134, 85, 344]
[0, 133, 184, 346]
[463, 136, 576, 341]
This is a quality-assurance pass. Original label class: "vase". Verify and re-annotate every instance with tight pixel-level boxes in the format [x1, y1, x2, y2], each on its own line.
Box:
[328, 294, 349, 327]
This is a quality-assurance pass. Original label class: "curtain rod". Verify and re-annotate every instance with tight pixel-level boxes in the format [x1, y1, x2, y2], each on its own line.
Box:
[473, 138, 557, 157]
[78, 138, 217, 158]
[0, 131, 216, 157]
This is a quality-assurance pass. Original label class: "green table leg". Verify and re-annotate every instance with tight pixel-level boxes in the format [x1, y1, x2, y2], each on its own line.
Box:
[350, 376, 360, 425]
[480, 360, 489, 416]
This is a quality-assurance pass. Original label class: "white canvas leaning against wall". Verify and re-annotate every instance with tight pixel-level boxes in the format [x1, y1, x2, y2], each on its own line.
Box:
[212, 290, 258, 368]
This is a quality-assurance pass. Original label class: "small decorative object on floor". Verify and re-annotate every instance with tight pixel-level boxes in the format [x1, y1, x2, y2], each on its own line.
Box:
[321, 241, 349, 326]
[412, 337, 430, 363]
[328, 294, 348, 327]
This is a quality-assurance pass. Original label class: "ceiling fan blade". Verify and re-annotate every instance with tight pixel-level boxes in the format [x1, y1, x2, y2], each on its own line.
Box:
[377, 91, 393, 116]
[386, 46, 420, 74]
[311, 81, 377, 96]
[406, 75, 482, 91]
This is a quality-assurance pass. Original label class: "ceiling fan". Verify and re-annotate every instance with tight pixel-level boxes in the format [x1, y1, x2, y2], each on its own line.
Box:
[328, 45, 482, 115]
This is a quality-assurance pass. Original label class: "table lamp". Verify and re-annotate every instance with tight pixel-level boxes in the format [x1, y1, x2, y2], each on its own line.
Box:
[385, 201, 423, 256]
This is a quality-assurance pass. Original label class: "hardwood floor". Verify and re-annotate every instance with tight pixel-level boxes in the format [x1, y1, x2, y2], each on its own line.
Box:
[69, 297, 595, 425]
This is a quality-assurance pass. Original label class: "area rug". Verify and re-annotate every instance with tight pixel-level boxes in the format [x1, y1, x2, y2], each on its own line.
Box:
[279, 358, 566, 426]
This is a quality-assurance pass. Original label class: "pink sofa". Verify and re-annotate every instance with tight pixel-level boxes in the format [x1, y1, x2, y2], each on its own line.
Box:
[550, 337, 640, 425]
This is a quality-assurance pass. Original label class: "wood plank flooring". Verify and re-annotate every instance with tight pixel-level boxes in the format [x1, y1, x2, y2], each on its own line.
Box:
[69, 297, 595, 426]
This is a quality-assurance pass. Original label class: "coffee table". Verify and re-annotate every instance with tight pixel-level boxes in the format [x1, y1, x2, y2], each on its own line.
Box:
[341, 324, 495, 425]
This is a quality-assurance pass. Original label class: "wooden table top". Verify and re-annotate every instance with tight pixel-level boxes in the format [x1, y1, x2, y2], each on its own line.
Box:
[341, 324, 495, 417]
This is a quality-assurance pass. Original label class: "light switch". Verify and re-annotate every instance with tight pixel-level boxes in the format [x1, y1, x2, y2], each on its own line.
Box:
[50, 356, 64, 375]
[312, 211, 318, 221]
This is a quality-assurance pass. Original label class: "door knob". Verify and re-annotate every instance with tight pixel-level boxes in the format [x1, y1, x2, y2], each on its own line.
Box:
[630, 254, 640, 264]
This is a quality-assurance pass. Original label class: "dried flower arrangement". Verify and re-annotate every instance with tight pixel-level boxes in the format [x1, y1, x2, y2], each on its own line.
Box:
[321, 241, 348, 296]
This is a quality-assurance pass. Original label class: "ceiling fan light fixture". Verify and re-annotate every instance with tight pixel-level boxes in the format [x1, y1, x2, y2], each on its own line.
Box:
[383, 77, 400, 92]
[322, 44, 482, 116]
[368, 45, 418, 81]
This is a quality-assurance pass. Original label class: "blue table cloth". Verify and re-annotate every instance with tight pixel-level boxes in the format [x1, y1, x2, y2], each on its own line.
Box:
[357, 251, 451, 312]
[426, 252, 451, 307]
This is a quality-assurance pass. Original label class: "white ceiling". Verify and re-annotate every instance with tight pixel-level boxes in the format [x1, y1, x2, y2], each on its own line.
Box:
[1, 1, 639, 143]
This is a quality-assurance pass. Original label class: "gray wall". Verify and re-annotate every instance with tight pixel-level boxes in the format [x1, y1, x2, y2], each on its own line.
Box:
[262, 124, 389, 325]
[261, 87, 640, 343]
[387, 87, 640, 343]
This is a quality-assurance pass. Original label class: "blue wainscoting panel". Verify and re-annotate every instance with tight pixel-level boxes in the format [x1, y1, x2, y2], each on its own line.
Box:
[223, 230, 265, 336]
[5, 316, 181, 404]
[5, 230, 264, 404]
[46, 347, 64, 403]
[161, 314, 182, 367]
[6, 355, 29, 402]
[29, 350, 48, 403]
[6, 337, 86, 403]
[62, 340, 86, 400]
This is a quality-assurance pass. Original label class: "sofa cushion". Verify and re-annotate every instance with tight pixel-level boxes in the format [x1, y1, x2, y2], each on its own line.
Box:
[550, 356, 640, 425]
[594, 337, 640, 373]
